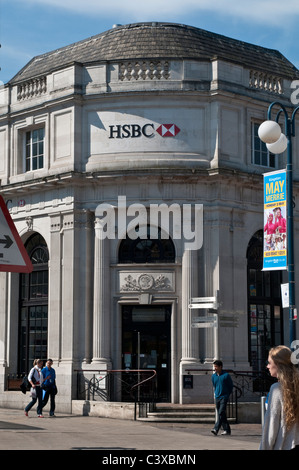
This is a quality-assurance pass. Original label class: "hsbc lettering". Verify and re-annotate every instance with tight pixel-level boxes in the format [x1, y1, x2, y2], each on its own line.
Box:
[109, 123, 155, 139]
[108, 123, 180, 139]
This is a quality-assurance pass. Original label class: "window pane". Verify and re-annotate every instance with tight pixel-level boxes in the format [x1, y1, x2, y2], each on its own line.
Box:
[253, 150, 260, 165]
[25, 128, 44, 172]
[261, 151, 267, 166]
[119, 225, 175, 263]
[32, 143, 38, 156]
[269, 153, 276, 168]
[252, 123, 276, 169]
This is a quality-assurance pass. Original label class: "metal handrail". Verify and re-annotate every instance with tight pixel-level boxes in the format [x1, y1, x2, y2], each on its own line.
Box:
[130, 369, 157, 398]
[184, 368, 275, 422]
[75, 368, 157, 416]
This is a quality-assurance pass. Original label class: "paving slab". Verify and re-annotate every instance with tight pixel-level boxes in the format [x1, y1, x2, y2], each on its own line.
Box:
[0, 407, 262, 452]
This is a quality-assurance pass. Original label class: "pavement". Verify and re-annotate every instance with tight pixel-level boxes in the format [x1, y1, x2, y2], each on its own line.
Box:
[0, 407, 262, 454]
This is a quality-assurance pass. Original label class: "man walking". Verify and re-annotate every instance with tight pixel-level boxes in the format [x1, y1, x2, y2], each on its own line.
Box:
[211, 360, 233, 436]
[41, 359, 57, 417]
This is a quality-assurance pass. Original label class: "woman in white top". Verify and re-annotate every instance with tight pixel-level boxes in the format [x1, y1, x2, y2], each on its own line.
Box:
[259, 345, 299, 450]
[24, 359, 44, 417]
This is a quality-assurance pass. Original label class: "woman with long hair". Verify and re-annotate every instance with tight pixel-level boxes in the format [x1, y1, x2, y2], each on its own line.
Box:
[259, 345, 299, 450]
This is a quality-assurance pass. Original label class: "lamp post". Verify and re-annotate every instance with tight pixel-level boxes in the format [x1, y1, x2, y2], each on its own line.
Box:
[258, 102, 299, 345]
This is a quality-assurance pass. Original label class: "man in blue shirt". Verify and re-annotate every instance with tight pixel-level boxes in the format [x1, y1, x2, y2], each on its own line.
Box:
[41, 359, 57, 417]
[211, 360, 233, 436]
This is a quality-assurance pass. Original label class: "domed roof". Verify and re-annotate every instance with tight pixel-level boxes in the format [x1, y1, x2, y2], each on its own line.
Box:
[10, 22, 298, 83]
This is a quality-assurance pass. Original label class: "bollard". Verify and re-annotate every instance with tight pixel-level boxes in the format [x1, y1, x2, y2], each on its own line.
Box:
[261, 396, 266, 427]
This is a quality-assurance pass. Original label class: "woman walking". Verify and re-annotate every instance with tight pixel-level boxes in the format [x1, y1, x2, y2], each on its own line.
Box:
[24, 359, 44, 418]
[260, 345, 299, 450]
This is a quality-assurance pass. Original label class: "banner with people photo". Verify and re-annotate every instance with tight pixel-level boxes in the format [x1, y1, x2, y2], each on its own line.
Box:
[263, 169, 287, 271]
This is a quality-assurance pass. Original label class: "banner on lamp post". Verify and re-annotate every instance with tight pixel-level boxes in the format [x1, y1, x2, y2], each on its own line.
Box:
[263, 170, 287, 271]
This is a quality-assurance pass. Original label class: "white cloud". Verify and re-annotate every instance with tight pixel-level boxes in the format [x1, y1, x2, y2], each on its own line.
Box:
[13, 0, 299, 26]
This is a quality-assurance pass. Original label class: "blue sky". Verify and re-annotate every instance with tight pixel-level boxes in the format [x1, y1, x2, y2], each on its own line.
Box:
[0, 0, 298, 85]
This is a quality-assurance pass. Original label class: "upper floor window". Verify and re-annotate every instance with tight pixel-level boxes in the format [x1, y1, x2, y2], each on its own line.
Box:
[252, 123, 276, 169]
[25, 128, 44, 171]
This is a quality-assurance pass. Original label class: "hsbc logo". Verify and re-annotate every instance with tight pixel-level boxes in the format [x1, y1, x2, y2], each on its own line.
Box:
[108, 123, 180, 139]
[156, 124, 180, 137]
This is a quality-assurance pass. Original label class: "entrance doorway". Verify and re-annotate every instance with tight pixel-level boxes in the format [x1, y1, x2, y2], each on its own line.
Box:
[122, 305, 171, 402]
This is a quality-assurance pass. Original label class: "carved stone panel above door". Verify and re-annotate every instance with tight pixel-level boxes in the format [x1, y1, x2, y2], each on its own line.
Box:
[119, 271, 175, 293]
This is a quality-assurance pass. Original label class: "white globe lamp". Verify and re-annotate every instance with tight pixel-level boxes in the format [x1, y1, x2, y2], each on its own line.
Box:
[266, 133, 288, 154]
[258, 120, 281, 143]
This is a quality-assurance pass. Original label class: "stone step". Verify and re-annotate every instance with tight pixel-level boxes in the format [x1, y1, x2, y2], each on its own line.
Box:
[154, 406, 214, 413]
[138, 403, 236, 423]
[149, 410, 214, 416]
[139, 416, 216, 423]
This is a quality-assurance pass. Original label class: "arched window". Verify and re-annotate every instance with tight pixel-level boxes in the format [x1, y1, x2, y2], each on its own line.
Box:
[18, 233, 49, 374]
[118, 226, 175, 263]
[247, 230, 283, 373]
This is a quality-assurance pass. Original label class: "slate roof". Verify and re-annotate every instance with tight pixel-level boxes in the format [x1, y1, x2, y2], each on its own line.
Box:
[9, 22, 299, 84]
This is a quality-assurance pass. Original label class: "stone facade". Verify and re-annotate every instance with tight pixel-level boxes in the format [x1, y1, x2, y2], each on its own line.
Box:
[0, 23, 298, 411]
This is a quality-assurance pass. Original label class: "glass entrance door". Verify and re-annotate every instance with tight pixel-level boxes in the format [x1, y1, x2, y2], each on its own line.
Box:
[122, 305, 171, 402]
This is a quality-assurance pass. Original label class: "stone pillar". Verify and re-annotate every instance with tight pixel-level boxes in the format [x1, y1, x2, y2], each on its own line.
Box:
[49, 214, 63, 362]
[180, 248, 214, 404]
[61, 212, 76, 362]
[92, 216, 111, 367]
[83, 210, 94, 364]
[181, 249, 199, 363]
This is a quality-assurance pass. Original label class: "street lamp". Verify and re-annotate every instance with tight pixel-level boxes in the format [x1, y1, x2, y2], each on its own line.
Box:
[258, 102, 299, 345]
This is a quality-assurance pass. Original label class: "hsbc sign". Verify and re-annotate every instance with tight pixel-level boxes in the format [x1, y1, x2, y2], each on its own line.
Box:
[108, 123, 180, 139]
[156, 124, 180, 137]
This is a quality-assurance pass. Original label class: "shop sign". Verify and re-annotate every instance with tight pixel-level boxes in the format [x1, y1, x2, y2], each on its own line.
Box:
[108, 122, 180, 139]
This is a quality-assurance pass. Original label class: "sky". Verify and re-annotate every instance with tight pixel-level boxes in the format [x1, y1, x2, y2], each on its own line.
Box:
[0, 0, 298, 85]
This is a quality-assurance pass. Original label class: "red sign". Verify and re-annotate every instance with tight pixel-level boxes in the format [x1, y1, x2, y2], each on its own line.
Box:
[156, 124, 180, 137]
[0, 196, 33, 273]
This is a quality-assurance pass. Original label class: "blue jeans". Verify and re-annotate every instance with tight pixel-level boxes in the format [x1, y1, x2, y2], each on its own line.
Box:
[214, 397, 231, 433]
[25, 386, 43, 415]
[42, 387, 56, 415]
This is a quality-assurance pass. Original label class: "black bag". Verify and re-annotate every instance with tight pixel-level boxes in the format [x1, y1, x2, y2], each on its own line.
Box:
[20, 374, 36, 394]
[20, 376, 30, 394]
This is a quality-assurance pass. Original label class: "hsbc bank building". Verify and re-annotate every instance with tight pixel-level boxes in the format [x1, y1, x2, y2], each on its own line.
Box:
[0, 22, 298, 414]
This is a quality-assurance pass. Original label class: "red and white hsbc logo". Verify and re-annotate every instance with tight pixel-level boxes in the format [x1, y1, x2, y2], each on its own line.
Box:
[108, 123, 180, 139]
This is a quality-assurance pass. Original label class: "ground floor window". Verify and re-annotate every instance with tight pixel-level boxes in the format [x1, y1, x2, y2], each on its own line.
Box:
[247, 230, 283, 372]
[18, 233, 49, 374]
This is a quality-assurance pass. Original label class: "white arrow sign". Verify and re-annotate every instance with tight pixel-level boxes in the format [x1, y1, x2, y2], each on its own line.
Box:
[191, 322, 217, 328]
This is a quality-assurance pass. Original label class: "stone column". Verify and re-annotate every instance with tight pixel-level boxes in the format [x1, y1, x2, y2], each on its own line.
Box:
[92, 216, 111, 367]
[83, 210, 94, 364]
[180, 248, 215, 404]
[181, 248, 199, 363]
[49, 213, 63, 362]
